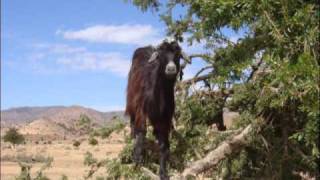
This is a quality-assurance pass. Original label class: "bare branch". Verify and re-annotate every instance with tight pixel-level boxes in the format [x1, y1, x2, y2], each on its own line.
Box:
[84, 161, 105, 180]
[180, 74, 211, 85]
[194, 66, 213, 78]
[189, 54, 209, 59]
[247, 58, 263, 82]
[194, 88, 234, 97]
[181, 51, 191, 64]
[141, 167, 159, 180]
[171, 124, 253, 179]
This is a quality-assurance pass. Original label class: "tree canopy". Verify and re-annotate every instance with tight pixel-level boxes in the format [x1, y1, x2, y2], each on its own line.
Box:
[100, 0, 319, 179]
[3, 128, 25, 147]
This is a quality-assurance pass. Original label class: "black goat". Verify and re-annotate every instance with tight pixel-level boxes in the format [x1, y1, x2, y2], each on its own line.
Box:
[125, 41, 182, 179]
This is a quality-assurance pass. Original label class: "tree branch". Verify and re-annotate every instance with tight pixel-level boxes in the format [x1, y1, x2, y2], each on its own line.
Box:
[133, 124, 258, 180]
[180, 74, 211, 85]
[189, 54, 209, 60]
[181, 51, 191, 64]
[263, 10, 284, 42]
[141, 167, 159, 180]
[194, 66, 213, 78]
[171, 124, 253, 179]
[247, 58, 263, 82]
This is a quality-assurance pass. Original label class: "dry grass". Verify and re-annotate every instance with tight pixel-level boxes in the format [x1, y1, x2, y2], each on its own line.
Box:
[1, 135, 125, 180]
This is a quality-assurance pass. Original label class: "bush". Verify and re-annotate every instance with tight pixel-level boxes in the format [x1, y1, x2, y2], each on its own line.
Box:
[77, 114, 93, 135]
[61, 174, 68, 180]
[88, 137, 98, 146]
[94, 121, 126, 139]
[73, 140, 81, 147]
[3, 128, 25, 147]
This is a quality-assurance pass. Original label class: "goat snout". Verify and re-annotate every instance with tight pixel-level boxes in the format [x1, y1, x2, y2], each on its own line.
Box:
[165, 61, 177, 75]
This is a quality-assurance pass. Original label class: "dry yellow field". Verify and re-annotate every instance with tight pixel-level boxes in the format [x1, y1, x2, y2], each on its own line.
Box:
[1, 135, 125, 180]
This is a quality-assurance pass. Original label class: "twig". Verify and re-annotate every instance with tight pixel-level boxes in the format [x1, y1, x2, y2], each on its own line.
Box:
[260, 134, 270, 152]
[84, 160, 106, 179]
[210, 129, 243, 135]
[263, 10, 284, 41]
[181, 51, 191, 64]
[180, 74, 211, 85]
[141, 167, 160, 180]
[247, 58, 263, 82]
[195, 89, 234, 97]
[194, 66, 213, 78]
[189, 54, 209, 60]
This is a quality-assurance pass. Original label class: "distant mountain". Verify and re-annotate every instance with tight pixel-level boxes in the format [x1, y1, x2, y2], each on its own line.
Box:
[19, 117, 71, 137]
[1, 105, 126, 128]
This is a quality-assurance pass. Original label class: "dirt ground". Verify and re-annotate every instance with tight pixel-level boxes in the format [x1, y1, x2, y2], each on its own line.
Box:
[1, 134, 125, 180]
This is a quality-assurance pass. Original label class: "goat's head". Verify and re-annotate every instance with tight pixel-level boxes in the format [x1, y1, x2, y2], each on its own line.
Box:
[148, 40, 182, 80]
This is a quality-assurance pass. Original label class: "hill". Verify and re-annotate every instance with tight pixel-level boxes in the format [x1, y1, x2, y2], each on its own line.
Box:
[1, 106, 126, 140]
[1, 105, 125, 128]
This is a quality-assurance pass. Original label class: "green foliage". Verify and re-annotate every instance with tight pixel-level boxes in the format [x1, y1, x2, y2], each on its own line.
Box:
[84, 152, 98, 166]
[78, 114, 92, 126]
[96, 176, 106, 180]
[95, 176, 105, 180]
[93, 121, 126, 139]
[124, 0, 160, 12]
[118, 136, 135, 164]
[105, 159, 151, 180]
[176, 91, 225, 128]
[72, 140, 81, 147]
[88, 137, 98, 146]
[113, 0, 320, 178]
[76, 114, 93, 134]
[60, 174, 68, 180]
[3, 128, 25, 146]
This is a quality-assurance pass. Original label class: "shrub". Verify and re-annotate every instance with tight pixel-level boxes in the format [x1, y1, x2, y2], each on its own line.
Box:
[88, 137, 98, 146]
[94, 121, 126, 139]
[3, 128, 25, 147]
[95, 176, 105, 180]
[73, 140, 81, 147]
[61, 174, 68, 180]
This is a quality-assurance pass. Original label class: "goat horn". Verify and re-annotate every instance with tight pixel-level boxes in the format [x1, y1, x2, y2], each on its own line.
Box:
[148, 51, 159, 63]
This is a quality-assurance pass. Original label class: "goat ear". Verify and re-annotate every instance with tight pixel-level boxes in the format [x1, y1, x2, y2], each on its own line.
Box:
[148, 51, 159, 63]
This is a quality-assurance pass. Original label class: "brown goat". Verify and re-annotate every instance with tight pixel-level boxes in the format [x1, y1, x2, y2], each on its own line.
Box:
[125, 41, 182, 180]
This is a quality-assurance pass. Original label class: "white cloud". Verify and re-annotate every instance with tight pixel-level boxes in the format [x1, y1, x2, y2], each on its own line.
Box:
[56, 52, 130, 76]
[28, 43, 131, 77]
[57, 24, 162, 45]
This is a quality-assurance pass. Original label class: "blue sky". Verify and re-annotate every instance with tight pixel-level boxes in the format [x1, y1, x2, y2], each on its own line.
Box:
[1, 0, 242, 111]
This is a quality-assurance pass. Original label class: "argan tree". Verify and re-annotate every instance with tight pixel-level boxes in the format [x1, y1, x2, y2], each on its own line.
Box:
[3, 128, 25, 148]
[76, 114, 93, 135]
[99, 0, 319, 179]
